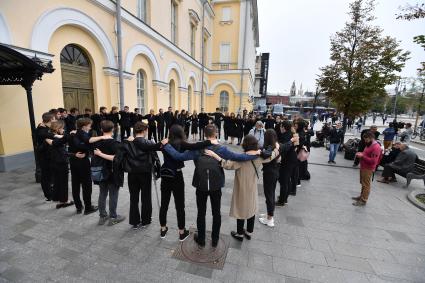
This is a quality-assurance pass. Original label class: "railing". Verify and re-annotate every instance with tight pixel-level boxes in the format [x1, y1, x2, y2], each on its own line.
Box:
[211, 62, 238, 71]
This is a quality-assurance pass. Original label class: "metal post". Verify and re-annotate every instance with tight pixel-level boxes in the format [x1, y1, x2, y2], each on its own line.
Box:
[393, 79, 400, 121]
[116, 0, 125, 109]
[414, 84, 425, 131]
[200, 0, 206, 110]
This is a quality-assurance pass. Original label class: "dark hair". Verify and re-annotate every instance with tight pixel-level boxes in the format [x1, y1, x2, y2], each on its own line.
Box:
[389, 122, 394, 127]
[242, 135, 259, 152]
[70, 107, 78, 114]
[205, 124, 217, 138]
[281, 120, 292, 132]
[42, 112, 54, 123]
[100, 106, 107, 112]
[133, 121, 148, 134]
[58, 108, 67, 114]
[296, 120, 306, 133]
[76, 118, 92, 129]
[84, 108, 92, 113]
[169, 125, 186, 144]
[362, 131, 375, 140]
[49, 108, 58, 115]
[134, 108, 139, 112]
[264, 129, 277, 149]
[406, 123, 412, 128]
[100, 120, 114, 133]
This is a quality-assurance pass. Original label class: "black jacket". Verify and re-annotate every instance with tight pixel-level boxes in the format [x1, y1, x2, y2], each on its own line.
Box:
[49, 136, 69, 165]
[198, 113, 209, 127]
[68, 129, 91, 155]
[156, 113, 165, 127]
[119, 111, 132, 128]
[164, 111, 174, 125]
[329, 128, 344, 144]
[35, 124, 54, 154]
[65, 115, 77, 132]
[279, 131, 297, 166]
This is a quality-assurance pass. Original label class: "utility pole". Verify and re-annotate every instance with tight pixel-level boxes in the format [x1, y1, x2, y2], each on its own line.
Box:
[393, 79, 401, 121]
[116, 0, 125, 109]
[414, 83, 425, 131]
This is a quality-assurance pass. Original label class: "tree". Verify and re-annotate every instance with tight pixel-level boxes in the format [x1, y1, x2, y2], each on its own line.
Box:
[317, 0, 410, 120]
[397, 3, 425, 70]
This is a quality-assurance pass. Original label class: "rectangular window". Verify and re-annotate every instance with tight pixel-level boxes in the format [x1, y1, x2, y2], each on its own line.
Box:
[190, 24, 196, 58]
[220, 43, 231, 63]
[202, 36, 208, 64]
[171, 0, 178, 44]
[222, 7, 231, 21]
[138, 0, 146, 22]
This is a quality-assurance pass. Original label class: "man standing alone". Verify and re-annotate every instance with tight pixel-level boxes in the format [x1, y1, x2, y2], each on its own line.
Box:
[352, 132, 382, 206]
[328, 122, 344, 164]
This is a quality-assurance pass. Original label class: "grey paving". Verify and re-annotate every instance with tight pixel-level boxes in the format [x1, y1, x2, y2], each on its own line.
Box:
[0, 146, 425, 282]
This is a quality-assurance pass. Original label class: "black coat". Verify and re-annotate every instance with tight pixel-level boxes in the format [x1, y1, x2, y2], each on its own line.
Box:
[119, 111, 132, 128]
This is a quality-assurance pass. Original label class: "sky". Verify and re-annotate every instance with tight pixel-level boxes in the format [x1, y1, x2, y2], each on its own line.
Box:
[257, 0, 425, 93]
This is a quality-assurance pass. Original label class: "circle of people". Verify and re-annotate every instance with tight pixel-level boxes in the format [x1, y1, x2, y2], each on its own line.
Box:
[35, 106, 312, 246]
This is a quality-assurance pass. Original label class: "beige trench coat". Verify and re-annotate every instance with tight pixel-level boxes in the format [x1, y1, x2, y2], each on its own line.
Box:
[222, 148, 280, 220]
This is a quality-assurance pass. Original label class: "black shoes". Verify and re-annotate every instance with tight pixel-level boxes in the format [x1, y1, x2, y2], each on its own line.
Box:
[56, 201, 74, 209]
[193, 233, 205, 247]
[76, 208, 83, 214]
[351, 196, 361, 201]
[160, 227, 168, 239]
[244, 232, 252, 240]
[231, 231, 244, 241]
[179, 229, 190, 242]
[212, 238, 218, 248]
[84, 206, 99, 215]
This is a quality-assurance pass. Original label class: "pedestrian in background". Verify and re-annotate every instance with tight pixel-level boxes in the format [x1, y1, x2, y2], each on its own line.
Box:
[328, 122, 344, 164]
[382, 123, 396, 149]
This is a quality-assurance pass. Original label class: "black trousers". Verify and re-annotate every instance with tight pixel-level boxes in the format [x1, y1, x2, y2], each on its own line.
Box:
[159, 172, 185, 229]
[237, 215, 255, 235]
[279, 163, 297, 203]
[128, 172, 152, 226]
[70, 157, 92, 210]
[52, 163, 69, 203]
[224, 127, 228, 141]
[196, 189, 222, 242]
[263, 167, 279, 216]
[165, 124, 171, 138]
[157, 125, 164, 141]
[199, 126, 205, 140]
[121, 126, 131, 141]
[215, 123, 221, 139]
[148, 125, 157, 142]
[39, 156, 52, 199]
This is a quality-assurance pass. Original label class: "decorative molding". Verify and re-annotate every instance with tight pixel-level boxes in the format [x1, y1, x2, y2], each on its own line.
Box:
[194, 90, 201, 95]
[1, 44, 54, 61]
[164, 61, 185, 88]
[0, 12, 12, 44]
[179, 87, 188, 93]
[152, 80, 168, 87]
[187, 71, 200, 92]
[189, 9, 201, 25]
[31, 7, 117, 68]
[209, 79, 238, 94]
[124, 43, 161, 80]
[103, 67, 133, 79]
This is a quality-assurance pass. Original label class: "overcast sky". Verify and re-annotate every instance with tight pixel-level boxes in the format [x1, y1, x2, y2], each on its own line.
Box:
[257, 0, 425, 93]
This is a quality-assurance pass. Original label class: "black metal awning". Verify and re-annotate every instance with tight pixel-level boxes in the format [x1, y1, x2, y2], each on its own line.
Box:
[0, 44, 54, 176]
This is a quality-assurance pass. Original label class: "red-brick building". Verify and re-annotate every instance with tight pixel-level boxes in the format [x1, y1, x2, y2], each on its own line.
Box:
[266, 94, 290, 105]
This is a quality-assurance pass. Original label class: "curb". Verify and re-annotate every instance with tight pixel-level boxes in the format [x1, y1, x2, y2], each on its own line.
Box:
[407, 190, 425, 212]
[410, 140, 425, 146]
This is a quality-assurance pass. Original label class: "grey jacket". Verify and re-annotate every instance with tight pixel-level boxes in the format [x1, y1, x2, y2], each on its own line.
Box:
[389, 148, 417, 173]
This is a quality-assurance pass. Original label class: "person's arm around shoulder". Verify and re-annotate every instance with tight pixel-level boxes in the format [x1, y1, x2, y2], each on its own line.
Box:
[215, 145, 259, 161]
[94, 148, 114, 161]
[163, 143, 199, 161]
[204, 149, 242, 170]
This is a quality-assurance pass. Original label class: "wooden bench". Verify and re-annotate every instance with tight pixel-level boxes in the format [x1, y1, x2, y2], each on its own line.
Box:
[399, 158, 425, 188]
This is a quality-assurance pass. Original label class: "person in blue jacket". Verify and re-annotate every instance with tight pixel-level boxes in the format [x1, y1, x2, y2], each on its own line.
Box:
[162, 124, 258, 247]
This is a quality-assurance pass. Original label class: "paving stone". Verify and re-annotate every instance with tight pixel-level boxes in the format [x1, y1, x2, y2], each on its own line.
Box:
[286, 216, 305, 227]
[272, 257, 298, 278]
[0, 267, 25, 282]
[385, 230, 414, 243]
[325, 254, 374, 274]
[9, 233, 34, 244]
[285, 277, 310, 283]
[247, 251, 273, 272]
[282, 245, 327, 266]
[55, 248, 80, 261]
[176, 261, 213, 279]
[59, 231, 81, 241]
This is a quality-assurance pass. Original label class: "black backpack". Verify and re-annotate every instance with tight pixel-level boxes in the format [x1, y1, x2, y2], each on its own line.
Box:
[192, 145, 225, 191]
[121, 140, 152, 173]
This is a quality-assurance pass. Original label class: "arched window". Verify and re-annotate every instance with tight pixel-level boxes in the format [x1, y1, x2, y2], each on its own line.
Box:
[60, 44, 90, 67]
[137, 70, 146, 114]
[219, 90, 229, 112]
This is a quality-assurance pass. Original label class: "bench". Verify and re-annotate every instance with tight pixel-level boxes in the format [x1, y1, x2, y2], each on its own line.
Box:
[400, 158, 425, 188]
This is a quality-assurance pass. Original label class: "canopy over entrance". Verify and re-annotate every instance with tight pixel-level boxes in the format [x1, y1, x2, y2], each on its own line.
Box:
[0, 44, 54, 175]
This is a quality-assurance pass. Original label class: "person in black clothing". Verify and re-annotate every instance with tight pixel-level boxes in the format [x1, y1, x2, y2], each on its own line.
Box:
[119, 106, 132, 141]
[274, 116, 282, 141]
[108, 106, 120, 140]
[236, 114, 244, 145]
[259, 129, 296, 227]
[131, 108, 141, 129]
[142, 109, 158, 142]
[45, 120, 74, 209]
[276, 121, 298, 206]
[328, 122, 344, 164]
[36, 112, 57, 200]
[294, 120, 307, 188]
[156, 108, 165, 141]
[244, 115, 256, 137]
[190, 111, 199, 140]
[126, 122, 163, 229]
[91, 107, 108, 136]
[198, 108, 209, 140]
[92, 120, 126, 226]
[68, 118, 103, 215]
[164, 107, 174, 138]
[65, 107, 78, 133]
[223, 112, 231, 142]
[158, 125, 212, 241]
[227, 113, 239, 145]
[77, 108, 92, 119]
[263, 114, 275, 130]
[210, 108, 224, 140]
[183, 111, 191, 138]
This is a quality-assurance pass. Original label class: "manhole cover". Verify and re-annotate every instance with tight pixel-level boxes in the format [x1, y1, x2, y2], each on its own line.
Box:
[172, 230, 230, 270]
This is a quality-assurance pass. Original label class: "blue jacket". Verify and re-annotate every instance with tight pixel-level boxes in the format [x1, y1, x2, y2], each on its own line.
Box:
[383, 127, 396, 141]
[163, 144, 257, 162]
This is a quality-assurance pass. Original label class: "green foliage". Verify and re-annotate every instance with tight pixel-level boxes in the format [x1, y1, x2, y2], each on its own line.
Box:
[317, 0, 410, 118]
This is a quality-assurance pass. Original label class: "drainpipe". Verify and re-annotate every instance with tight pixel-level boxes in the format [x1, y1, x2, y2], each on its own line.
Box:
[239, 0, 249, 113]
[116, 0, 125, 109]
[200, 0, 206, 110]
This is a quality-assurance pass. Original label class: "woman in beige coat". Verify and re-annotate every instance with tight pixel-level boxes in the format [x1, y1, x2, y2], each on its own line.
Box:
[205, 134, 280, 241]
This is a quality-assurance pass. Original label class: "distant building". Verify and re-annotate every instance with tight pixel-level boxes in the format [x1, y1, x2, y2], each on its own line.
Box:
[266, 93, 290, 105]
[290, 81, 297, 96]
[253, 52, 270, 106]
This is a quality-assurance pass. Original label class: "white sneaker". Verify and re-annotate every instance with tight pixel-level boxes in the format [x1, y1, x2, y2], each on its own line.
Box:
[259, 217, 275, 227]
[296, 184, 301, 188]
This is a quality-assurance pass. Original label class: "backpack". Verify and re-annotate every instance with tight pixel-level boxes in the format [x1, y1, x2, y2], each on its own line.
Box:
[90, 155, 110, 183]
[192, 145, 225, 191]
[121, 140, 153, 173]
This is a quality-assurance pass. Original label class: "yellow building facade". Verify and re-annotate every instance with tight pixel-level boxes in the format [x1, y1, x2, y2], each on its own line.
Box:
[0, 0, 259, 170]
